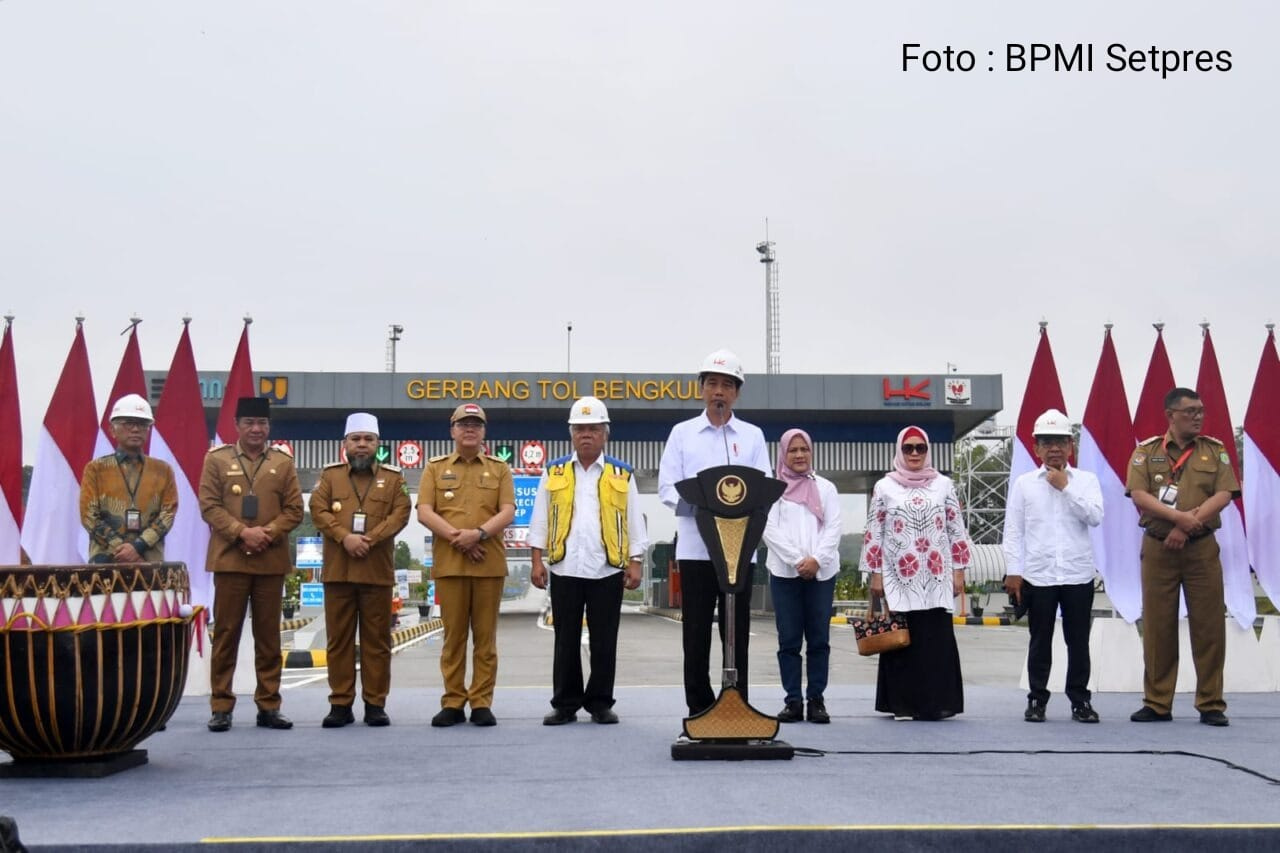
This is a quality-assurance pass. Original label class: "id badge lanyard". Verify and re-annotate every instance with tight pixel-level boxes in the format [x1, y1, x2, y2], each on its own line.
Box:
[234, 450, 267, 520]
[349, 469, 375, 534]
[116, 456, 146, 534]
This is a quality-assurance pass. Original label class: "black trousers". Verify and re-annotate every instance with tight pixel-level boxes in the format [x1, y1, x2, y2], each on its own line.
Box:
[1024, 580, 1094, 707]
[679, 559, 751, 715]
[549, 572, 624, 713]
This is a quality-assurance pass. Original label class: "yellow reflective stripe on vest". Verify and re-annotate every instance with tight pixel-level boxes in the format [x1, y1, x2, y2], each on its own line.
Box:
[545, 459, 631, 569]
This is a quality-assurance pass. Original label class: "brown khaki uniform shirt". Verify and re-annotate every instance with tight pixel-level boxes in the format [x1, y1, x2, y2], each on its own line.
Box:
[199, 443, 304, 576]
[1125, 432, 1241, 539]
[309, 461, 412, 586]
[420, 452, 514, 579]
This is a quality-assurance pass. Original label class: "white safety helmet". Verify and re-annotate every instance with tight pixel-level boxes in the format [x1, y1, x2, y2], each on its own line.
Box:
[109, 393, 154, 423]
[698, 349, 745, 386]
[1032, 408, 1073, 438]
[568, 396, 610, 424]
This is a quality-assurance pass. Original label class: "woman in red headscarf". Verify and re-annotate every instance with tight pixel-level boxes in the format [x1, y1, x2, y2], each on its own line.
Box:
[762, 429, 843, 724]
[859, 425, 973, 720]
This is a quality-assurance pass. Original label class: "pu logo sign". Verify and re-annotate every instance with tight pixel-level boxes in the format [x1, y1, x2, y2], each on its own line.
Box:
[258, 376, 289, 405]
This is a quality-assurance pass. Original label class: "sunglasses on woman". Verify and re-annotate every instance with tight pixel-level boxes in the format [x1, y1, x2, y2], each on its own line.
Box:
[901, 443, 928, 455]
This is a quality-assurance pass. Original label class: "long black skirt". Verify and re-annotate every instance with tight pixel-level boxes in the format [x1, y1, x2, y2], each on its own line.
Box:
[874, 607, 964, 719]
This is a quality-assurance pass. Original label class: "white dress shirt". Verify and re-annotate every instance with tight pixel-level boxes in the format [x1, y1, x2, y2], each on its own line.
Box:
[762, 474, 843, 580]
[1003, 464, 1104, 585]
[657, 411, 771, 561]
[526, 451, 649, 580]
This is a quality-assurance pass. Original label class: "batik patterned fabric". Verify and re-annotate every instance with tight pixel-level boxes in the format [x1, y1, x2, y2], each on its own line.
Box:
[79, 452, 178, 562]
[860, 476, 972, 613]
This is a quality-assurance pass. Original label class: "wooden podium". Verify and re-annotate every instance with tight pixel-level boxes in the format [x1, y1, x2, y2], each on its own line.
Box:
[670, 465, 794, 760]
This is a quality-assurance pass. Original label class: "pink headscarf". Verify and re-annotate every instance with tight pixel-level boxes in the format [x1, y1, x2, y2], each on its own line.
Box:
[887, 425, 940, 489]
[776, 428, 824, 523]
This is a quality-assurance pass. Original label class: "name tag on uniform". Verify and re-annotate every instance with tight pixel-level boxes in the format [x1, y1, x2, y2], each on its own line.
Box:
[241, 495, 259, 520]
[352, 512, 368, 534]
[126, 509, 142, 532]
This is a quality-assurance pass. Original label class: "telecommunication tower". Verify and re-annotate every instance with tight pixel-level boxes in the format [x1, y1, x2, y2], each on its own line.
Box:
[756, 233, 780, 374]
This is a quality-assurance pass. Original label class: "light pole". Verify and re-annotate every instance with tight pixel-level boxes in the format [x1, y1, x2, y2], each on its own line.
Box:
[566, 321, 573, 372]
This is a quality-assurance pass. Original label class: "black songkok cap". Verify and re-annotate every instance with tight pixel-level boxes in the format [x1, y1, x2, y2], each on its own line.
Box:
[235, 397, 270, 419]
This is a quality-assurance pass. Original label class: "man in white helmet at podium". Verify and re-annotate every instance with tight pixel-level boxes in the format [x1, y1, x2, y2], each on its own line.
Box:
[658, 350, 771, 716]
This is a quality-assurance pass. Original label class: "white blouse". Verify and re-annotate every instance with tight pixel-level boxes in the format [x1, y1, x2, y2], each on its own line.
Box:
[762, 474, 843, 581]
[859, 475, 973, 613]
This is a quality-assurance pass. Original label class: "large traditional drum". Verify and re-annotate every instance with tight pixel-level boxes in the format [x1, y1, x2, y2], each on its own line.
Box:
[0, 562, 198, 776]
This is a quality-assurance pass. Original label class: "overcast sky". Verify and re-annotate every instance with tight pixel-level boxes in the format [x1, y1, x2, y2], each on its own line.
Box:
[3, 1, 1277, 472]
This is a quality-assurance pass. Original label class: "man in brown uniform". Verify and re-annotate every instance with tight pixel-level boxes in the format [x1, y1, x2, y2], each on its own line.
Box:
[199, 397, 304, 733]
[1126, 387, 1240, 727]
[309, 412, 411, 728]
[80, 394, 178, 564]
[417, 403, 515, 727]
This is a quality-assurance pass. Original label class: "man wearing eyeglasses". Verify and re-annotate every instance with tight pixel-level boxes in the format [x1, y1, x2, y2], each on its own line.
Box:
[1126, 387, 1240, 727]
[80, 394, 178, 564]
[199, 397, 305, 733]
[1003, 409, 1103, 724]
[417, 403, 515, 728]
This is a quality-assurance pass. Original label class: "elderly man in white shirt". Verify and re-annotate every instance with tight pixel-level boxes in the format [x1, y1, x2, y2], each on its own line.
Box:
[1003, 409, 1105, 724]
[657, 349, 771, 716]
[529, 396, 647, 726]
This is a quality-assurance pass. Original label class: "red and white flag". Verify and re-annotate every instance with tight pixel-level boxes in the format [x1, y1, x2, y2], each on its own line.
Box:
[95, 320, 149, 459]
[1243, 326, 1280, 611]
[216, 318, 254, 446]
[1134, 323, 1177, 442]
[1008, 322, 1069, 491]
[1197, 324, 1253, 630]
[20, 321, 98, 564]
[150, 322, 213, 608]
[1078, 326, 1142, 622]
[0, 317, 22, 564]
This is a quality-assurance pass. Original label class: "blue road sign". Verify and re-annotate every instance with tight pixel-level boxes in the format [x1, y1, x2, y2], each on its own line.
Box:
[513, 475, 540, 528]
[300, 582, 325, 607]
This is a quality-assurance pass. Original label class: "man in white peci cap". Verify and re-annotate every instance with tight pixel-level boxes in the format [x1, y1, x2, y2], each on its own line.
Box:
[310, 412, 411, 728]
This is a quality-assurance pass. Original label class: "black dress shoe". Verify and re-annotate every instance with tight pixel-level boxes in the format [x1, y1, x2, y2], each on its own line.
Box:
[322, 705, 355, 728]
[470, 707, 497, 726]
[207, 711, 232, 733]
[364, 704, 391, 727]
[256, 709, 293, 730]
[1071, 702, 1100, 723]
[1200, 710, 1229, 727]
[543, 708, 577, 726]
[1130, 706, 1173, 722]
[1025, 700, 1046, 723]
[776, 701, 804, 723]
[589, 708, 619, 724]
[807, 699, 830, 724]
[431, 707, 467, 727]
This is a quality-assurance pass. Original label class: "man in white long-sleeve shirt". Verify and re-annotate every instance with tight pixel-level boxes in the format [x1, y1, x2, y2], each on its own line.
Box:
[1003, 409, 1105, 724]
[657, 349, 771, 716]
[528, 396, 648, 726]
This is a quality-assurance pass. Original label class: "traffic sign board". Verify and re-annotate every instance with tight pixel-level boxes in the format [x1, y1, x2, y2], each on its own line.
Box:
[493, 444, 515, 464]
[397, 441, 423, 468]
[512, 475, 540, 527]
[300, 583, 325, 607]
[375, 445, 391, 464]
[520, 441, 546, 469]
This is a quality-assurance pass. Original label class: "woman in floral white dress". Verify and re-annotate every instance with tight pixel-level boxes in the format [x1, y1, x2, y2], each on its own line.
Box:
[859, 425, 972, 720]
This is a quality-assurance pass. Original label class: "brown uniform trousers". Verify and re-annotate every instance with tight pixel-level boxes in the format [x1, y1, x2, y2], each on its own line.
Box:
[199, 443, 304, 714]
[420, 452, 514, 711]
[1127, 432, 1240, 715]
[309, 461, 411, 708]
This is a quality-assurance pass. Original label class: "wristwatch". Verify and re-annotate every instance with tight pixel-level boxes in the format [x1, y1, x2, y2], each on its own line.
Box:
[477, 527, 490, 541]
